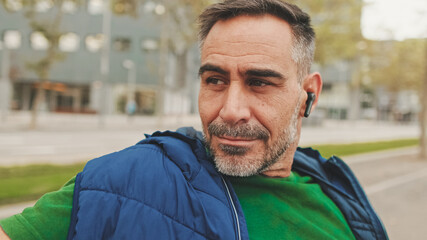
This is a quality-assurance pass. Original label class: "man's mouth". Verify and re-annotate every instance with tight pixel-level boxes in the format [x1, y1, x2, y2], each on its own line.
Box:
[207, 121, 270, 146]
[215, 135, 259, 147]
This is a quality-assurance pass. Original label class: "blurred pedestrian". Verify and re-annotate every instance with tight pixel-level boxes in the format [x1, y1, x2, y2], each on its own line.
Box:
[126, 99, 137, 116]
[126, 99, 137, 123]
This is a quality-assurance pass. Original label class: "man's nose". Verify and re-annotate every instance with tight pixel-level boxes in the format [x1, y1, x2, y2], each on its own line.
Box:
[219, 83, 251, 125]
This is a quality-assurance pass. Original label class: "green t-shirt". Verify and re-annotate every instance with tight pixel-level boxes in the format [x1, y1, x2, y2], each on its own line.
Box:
[229, 172, 356, 240]
[1, 172, 355, 240]
[0, 177, 75, 240]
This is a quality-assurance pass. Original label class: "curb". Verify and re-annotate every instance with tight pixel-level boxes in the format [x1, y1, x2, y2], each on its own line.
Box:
[344, 147, 419, 164]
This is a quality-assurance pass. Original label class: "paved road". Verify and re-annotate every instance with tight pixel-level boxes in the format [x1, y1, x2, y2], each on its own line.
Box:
[0, 112, 203, 166]
[348, 148, 427, 240]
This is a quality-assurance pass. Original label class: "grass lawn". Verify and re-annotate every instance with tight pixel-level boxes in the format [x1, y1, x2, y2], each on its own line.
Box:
[0, 163, 85, 205]
[0, 138, 419, 206]
[308, 138, 419, 158]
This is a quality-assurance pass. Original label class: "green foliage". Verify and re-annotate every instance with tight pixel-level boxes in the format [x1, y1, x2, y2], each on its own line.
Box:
[112, 0, 139, 17]
[367, 39, 426, 93]
[160, 0, 214, 52]
[287, 0, 364, 65]
[25, 1, 66, 80]
[0, 163, 85, 205]
[308, 138, 419, 159]
[29, 21, 61, 44]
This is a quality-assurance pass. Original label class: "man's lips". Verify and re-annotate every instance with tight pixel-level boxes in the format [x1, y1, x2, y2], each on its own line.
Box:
[214, 135, 259, 146]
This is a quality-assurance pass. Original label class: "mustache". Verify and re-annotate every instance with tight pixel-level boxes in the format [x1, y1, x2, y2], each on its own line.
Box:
[207, 121, 269, 141]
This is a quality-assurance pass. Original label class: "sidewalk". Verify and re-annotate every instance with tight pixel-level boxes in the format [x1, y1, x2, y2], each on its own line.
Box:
[0, 112, 202, 166]
[0, 111, 203, 132]
[346, 148, 427, 240]
[0, 112, 420, 166]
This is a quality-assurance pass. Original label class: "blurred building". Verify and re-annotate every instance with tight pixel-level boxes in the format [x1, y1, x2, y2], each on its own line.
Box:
[314, 57, 420, 123]
[0, 0, 199, 115]
[1, 0, 420, 122]
[314, 61, 354, 120]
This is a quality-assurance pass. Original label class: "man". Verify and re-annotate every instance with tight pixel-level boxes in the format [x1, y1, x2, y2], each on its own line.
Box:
[0, 0, 388, 239]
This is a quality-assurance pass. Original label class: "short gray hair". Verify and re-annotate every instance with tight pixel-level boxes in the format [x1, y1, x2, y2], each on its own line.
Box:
[198, 0, 316, 81]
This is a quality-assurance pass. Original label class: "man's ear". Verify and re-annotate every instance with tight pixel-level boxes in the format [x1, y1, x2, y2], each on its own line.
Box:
[301, 72, 322, 117]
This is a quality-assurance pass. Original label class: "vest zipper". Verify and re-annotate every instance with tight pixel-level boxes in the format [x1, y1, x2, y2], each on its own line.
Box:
[221, 176, 242, 240]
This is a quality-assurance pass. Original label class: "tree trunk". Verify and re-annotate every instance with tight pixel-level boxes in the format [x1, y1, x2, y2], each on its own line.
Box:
[30, 79, 47, 129]
[421, 95, 427, 158]
[419, 40, 427, 159]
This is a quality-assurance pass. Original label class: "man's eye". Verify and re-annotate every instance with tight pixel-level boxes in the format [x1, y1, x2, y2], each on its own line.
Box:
[206, 78, 226, 85]
[249, 79, 269, 87]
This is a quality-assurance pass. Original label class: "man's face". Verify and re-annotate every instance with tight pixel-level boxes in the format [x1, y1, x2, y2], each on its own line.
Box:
[198, 15, 306, 177]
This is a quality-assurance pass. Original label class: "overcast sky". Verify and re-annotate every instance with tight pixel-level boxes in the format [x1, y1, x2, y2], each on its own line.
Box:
[361, 0, 427, 40]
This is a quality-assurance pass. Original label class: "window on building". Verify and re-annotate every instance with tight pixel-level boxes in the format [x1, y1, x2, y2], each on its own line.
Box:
[143, 1, 156, 13]
[4, 0, 23, 12]
[35, 0, 54, 12]
[30, 32, 50, 50]
[85, 34, 104, 52]
[143, 1, 165, 15]
[113, 38, 131, 52]
[62, 0, 77, 14]
[141, 38, 158, 51]
[88, 0, 104, 15]
[3, 30, 22, 49]
[154, 4, 165, 15]
[59, 33, 80, 52]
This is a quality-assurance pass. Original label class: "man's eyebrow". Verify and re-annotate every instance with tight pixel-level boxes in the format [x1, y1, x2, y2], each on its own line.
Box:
[245, 69, 284, 79]
[198, 64, 227, 76]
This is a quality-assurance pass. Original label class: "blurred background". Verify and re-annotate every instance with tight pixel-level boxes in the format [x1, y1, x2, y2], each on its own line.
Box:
[0, 0, 426, 239]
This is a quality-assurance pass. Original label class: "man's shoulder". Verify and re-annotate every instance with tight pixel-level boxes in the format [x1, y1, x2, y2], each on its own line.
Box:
[293, 147, 363, 200]
[293, 147, 330, 173]
[294, 147, 348, 170]
[295, 147, 327, 162]
[293, 147, 353, 192]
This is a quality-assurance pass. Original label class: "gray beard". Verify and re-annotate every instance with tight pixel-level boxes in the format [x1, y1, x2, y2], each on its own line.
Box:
[205, 100, 301, 177]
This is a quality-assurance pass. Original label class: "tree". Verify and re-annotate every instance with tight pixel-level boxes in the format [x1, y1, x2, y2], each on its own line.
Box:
[1, 0, 72, 129]
[25, 0, 68, 129]
[153, 0, 215, 117]
[368, 40, 424, 92]
[367, 39, 427, 158]
[287, 0, 364, 65]
[420, 40, 427, 159]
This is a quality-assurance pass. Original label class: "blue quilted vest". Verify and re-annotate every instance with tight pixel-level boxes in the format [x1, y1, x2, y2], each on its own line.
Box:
[67, 128, 388, 240]
[292, 148, 388, 240]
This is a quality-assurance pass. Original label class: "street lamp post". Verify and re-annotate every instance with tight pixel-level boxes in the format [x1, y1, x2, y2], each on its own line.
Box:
[98, 0, 112, 128]
[0, 40, 12, 123]
[157, 2, 167, 128]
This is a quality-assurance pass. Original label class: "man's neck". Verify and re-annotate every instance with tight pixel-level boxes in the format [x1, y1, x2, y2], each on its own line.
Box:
[260, 140, 299, 178]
